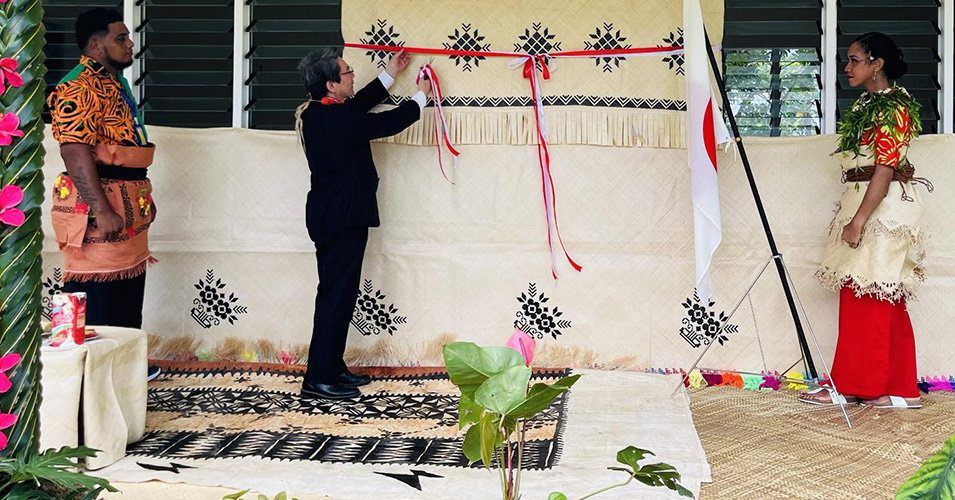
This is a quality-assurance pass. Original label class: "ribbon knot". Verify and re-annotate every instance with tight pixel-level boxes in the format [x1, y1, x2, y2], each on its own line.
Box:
[522, 56, 551, 80]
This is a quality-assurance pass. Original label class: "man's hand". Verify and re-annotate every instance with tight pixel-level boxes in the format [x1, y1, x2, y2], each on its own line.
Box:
[96, 210, 125, 239]
[385, 49, 411, 78]
[417, 73, 432, 97]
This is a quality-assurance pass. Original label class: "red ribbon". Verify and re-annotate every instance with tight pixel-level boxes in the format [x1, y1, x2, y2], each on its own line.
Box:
[343, 43, 682, 277]
[418, 64, 459, 184]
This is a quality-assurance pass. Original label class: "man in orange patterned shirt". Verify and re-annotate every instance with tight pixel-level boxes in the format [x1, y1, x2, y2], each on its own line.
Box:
[48, 9, 160, 379]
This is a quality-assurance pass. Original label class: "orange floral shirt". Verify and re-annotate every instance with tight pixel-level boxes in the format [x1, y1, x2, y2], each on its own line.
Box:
[859, 99, 913, 169]
[48, 56, 143, 147]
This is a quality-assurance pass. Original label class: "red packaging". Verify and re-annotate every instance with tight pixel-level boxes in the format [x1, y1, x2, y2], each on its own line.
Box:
[73, 292, 87, 338]
[50, 293, 86, 348]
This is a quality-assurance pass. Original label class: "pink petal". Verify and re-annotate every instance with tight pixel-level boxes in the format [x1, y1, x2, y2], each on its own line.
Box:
[0, 112, 20, 131]
[0, 80, 6, 96]
[0, 413, 16, 430]
[505, 328, 536, 366]
[0, 208, 24, 227]
[0, 353, 21, 371]
[0, 58, 17, 71]
[4, 70, 22, 88]
[0, 185, 24, 210]
[0, 374, 10, 393]
[0, 432, 7, 451]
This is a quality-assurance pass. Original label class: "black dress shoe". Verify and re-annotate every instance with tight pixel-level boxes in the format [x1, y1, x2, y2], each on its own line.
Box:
[339, 370, 372, 388]
[301, 381, 360, 400]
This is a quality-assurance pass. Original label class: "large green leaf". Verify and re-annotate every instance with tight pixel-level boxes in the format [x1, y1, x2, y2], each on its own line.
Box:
[222, 489, 251, 499]
[616, 445, 654, 472]
[1, 0, 48, 460]
[507, 374, 581, 419]
[6, 483, 57, 500]
[3, 446, 116, 493]
[461, 422, 483, 465]
[458, 392, 484, 429]
[443, 343, 525, 387]
[896, 432, 955, 500]
[474, 365, 531, 416]
[477, 412, 502, 468]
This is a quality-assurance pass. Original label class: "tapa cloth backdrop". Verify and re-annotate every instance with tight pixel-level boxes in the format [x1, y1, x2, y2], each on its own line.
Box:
[38, 126, 954, 377]
[340, 0, 724, 148]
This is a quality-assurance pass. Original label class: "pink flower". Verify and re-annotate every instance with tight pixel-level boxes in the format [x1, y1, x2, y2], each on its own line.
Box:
[0, 354, 21, 393]
[0, 412, 17, 451]
[505, 328, 536, 366]
[0, 185, 25, 227]
[0, 58, 23, 95]
[277, 351, 298, 364]
[0, 112, 24, 146]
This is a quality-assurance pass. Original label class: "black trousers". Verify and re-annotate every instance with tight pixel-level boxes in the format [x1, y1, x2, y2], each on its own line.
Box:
[63, 272, 146, 328]
[304, 226, 368, 385]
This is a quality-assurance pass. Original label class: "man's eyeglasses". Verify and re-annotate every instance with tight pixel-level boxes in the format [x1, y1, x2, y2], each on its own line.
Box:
[341, 69, 355, 76]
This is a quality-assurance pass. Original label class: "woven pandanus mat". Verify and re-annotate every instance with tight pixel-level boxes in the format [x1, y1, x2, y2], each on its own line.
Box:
[690, 387, 955, 500]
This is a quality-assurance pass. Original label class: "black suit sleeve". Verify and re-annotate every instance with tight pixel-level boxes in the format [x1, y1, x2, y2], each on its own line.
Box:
[350, 77, 390, 113]
[356, 101, 421, 141]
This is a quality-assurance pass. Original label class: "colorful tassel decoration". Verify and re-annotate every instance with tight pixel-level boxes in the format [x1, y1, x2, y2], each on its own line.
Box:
[785, 371, 809, 391]
[759, 375, 780, 391]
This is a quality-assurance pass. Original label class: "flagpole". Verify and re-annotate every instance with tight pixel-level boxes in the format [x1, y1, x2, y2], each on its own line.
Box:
[702, 28, 818, 379]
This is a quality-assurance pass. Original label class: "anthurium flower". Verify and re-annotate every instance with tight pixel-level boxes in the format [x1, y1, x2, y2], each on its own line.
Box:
[505, 328, 536, 366]
[0, 353, 21, 393]
[0, 112, 25, 146]
[0, 184, 25, 227]
[0, 412, 17, 451]
[0, 57, 24, 94]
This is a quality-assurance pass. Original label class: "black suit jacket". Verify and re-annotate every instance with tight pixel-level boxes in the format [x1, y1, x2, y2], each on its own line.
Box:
[302, 78, 421, 243]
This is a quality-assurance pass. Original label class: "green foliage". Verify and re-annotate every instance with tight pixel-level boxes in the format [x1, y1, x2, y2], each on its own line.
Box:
[444, 341, 694, 500]
[1, 0, 49, 459]
[222, 489, 301, 500]
[895, 432, 955, 500]
[443, 342, 577, 469]
[0, 446, 116, 500]
[835, 84, 922, 164]
[612, 446, 693, 498]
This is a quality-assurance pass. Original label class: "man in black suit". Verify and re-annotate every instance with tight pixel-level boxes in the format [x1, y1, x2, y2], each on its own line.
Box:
[297, 47, 430, 400]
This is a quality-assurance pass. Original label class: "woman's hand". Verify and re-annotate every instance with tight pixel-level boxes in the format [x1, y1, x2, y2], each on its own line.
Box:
[842, 219, 864, 248]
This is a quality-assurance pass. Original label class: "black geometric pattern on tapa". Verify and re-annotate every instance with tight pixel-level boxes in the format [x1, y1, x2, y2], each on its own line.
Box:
[443, 24, 490, 72]
[41, 268, 65, 320]
[191, 269, 248, 329]
[659, 28, 685, 75]
[679, 289, 739, 348]
[126, 430, 562, 470]
[131, 369, 571, 469]
[514, 283, 573, 340]
[514, 23, 560, 70]
[374, 469, 443, 491]
[360, 19, 406, 69]
[383, 95, 686, 110]
[148, 387, 565, 424]
[352, 279, 407, 336]
[584, 23, 632, 73]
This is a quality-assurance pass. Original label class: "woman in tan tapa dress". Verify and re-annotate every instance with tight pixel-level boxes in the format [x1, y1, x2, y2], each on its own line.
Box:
[801, 32, 930, 409]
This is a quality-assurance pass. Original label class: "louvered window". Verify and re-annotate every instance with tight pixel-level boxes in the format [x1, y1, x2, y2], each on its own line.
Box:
[136, 0, 234, 128]
[41, 0, 124, 123]
[837, 0, 940, 134]
[245, 0, 342, 130]
[723, 0, 823, 137]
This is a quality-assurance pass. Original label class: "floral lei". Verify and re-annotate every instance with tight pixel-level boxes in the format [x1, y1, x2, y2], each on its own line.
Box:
[834, 84, 922, 164]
